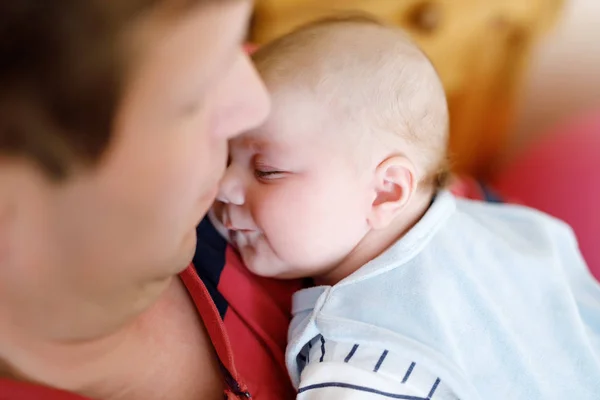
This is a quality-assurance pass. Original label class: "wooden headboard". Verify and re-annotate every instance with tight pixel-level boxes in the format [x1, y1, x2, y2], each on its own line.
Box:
[249, 0, 563, 178]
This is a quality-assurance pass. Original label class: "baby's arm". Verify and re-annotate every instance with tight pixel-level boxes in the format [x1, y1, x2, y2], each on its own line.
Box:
[295, 339, 458, 399]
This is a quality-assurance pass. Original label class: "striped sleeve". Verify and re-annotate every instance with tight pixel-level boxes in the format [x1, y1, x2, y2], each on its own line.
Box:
[296, 337, 458, 400]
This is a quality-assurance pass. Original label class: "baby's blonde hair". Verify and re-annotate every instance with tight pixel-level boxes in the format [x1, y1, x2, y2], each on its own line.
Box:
[252, 14, 451, 188]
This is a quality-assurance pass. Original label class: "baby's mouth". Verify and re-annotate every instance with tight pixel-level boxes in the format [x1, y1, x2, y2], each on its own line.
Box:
[219, 207, 261, 248]
[229, 229, 241, 248]
[229, 228, 260, 250]
[222, 210, 254, 234]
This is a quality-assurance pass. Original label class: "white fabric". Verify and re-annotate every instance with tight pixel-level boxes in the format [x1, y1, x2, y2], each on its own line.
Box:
[287, 191, 600, 400]
[297, 338, 458, 399]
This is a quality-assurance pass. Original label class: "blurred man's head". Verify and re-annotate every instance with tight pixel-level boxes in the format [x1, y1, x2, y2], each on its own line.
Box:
[0, 0, 269, 347]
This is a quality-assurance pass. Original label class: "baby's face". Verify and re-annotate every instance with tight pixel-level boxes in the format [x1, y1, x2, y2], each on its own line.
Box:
[217, 91, 373, 279]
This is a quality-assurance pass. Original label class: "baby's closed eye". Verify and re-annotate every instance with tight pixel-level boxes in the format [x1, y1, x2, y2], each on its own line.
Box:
[252, 157, 288, 180]
[254, 168, 287, 181]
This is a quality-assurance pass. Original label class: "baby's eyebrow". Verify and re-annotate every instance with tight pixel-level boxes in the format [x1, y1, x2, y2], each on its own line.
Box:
[235, 135, 276, 153]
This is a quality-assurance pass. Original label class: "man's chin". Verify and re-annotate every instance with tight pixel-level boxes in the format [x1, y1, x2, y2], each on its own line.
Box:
[171, 230, 197, 274]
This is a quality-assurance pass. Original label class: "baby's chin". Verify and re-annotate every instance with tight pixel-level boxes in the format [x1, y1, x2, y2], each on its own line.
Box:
[241, 252, 282, 278]
[240, 248, 306, 280]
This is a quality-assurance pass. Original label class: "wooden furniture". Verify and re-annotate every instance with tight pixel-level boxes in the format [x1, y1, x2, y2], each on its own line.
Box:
[250, 0, 564, 178]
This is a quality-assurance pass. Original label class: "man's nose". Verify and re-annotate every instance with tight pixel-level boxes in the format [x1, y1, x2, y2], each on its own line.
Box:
[217, 166, 245, 206]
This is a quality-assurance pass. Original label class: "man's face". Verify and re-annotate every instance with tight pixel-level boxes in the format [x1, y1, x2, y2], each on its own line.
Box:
[0, 1, 270, 341]
[218, 89, 373, 280]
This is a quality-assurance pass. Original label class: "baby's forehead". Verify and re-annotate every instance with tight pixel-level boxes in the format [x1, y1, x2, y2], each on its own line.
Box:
[245, 87, 328, 143]
[231, 104, 344, 162]
[233, 117, 310, 153]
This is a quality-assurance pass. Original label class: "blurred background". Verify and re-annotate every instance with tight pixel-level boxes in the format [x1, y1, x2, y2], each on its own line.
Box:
[247, 0, 600, 277]
[510, 0, 599, 155]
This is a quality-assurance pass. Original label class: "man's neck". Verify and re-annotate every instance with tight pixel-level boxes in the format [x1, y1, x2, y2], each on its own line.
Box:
[317, 189, 434, 286]
[0, 277, 223, 400]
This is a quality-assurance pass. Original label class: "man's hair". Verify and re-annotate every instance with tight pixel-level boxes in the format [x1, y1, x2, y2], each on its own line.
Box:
[0, 0, 224, 180]
[252, 15, 451, 188]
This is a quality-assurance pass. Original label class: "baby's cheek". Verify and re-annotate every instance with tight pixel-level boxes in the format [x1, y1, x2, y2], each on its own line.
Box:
[251, 195, 289, 236]
[253, 186, 295, 219]
[253, 185, 321, 245]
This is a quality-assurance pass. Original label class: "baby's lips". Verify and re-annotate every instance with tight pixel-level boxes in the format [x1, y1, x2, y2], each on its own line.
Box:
[228, 230, 239, 249]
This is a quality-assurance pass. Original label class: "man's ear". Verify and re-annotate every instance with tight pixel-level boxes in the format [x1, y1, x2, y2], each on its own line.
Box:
[367, 155, 417, 230]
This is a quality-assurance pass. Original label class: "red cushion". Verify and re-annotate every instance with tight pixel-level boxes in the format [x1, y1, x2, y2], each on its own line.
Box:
[495, 111, 600, 281]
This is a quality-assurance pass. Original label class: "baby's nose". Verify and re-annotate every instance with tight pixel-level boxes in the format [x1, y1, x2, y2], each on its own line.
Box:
[217, 167, 245, 206]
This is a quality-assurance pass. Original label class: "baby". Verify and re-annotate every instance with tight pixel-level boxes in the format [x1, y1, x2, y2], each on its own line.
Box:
[214, 16, 600, 400]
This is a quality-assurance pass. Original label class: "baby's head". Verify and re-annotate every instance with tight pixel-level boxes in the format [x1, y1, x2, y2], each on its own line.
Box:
[217, 16, 449, 282]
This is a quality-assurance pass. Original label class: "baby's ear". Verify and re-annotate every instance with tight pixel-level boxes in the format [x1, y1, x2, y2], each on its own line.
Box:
[367, 155, 417, 230]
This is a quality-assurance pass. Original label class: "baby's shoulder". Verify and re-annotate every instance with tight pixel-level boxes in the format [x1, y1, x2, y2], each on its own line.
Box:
[449, 198, 577, 251]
